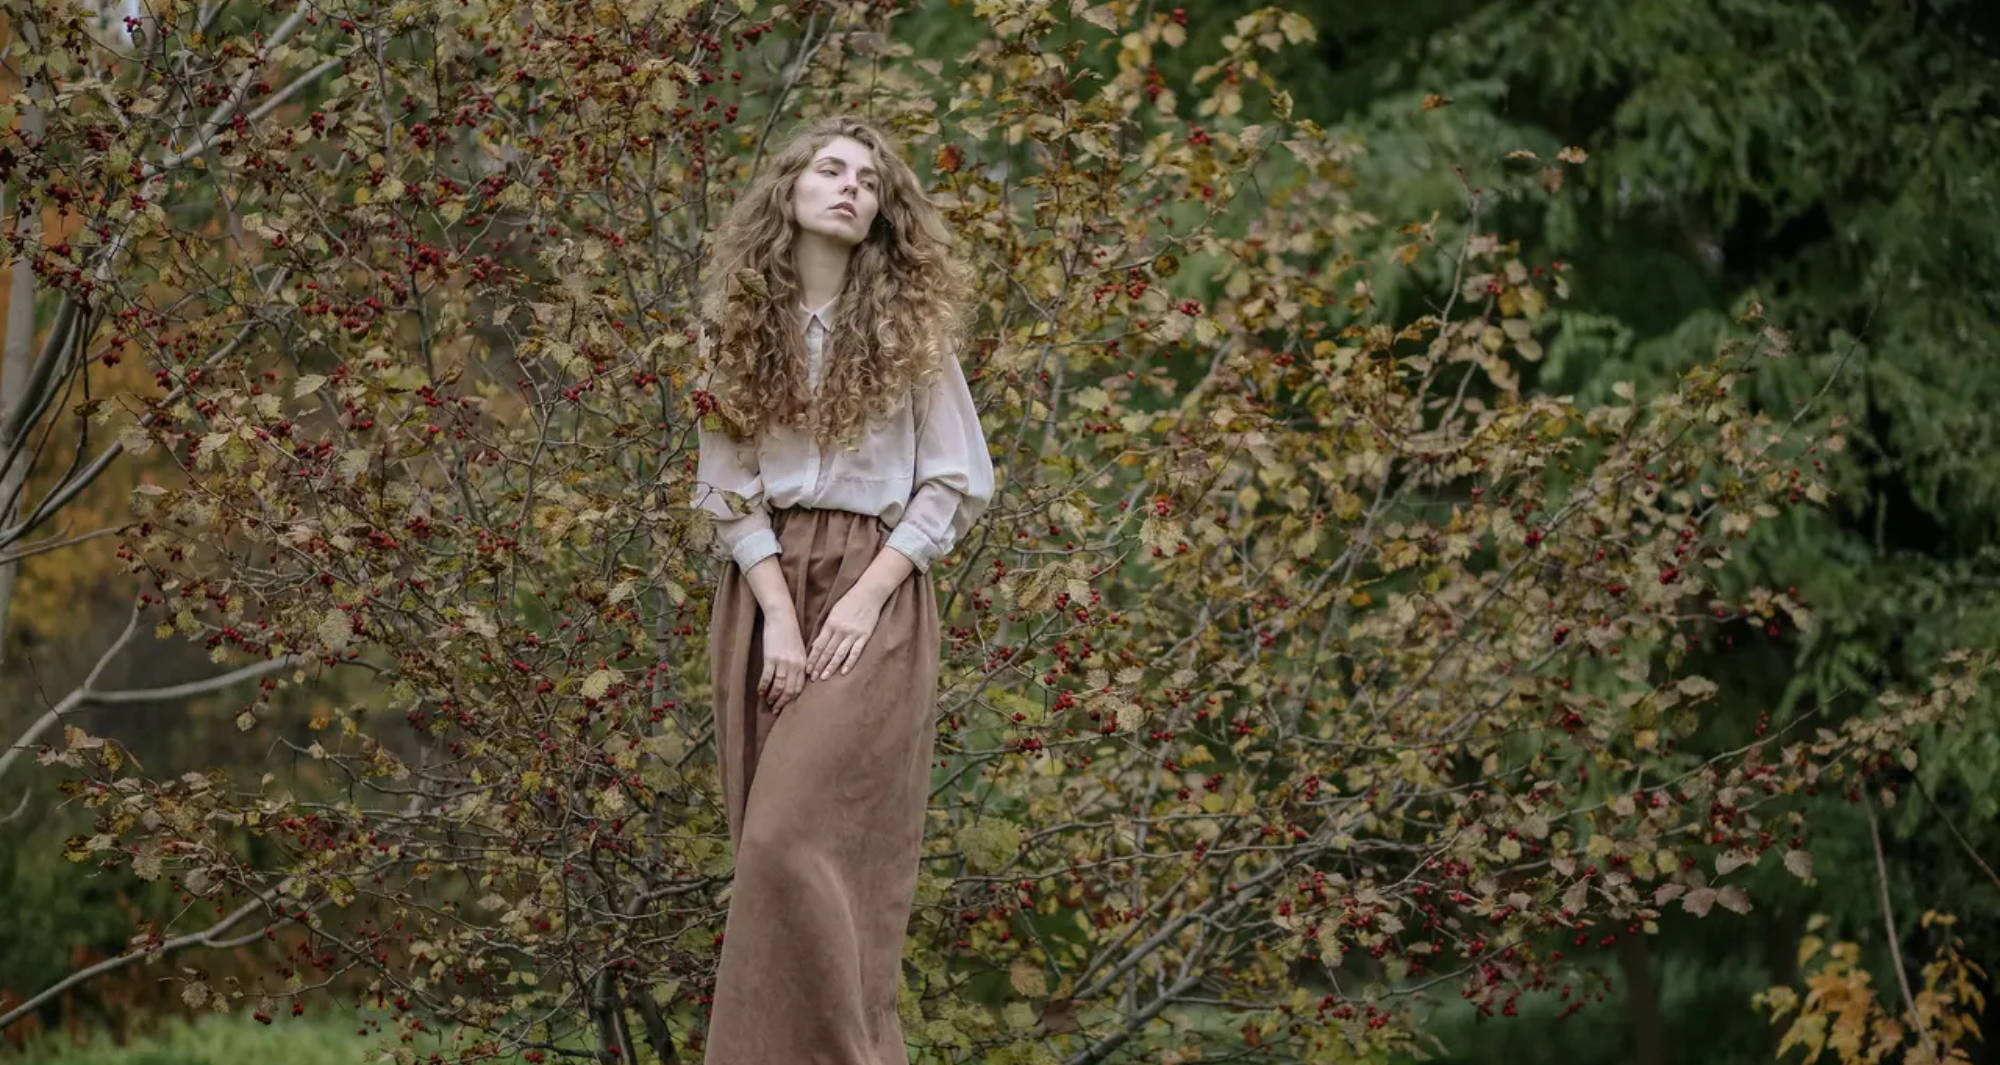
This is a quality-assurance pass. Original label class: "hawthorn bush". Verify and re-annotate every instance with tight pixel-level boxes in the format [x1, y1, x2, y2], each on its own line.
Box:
[5, 1, 1987, 1063]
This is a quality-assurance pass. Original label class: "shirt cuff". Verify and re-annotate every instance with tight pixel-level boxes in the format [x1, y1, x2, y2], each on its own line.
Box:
[728, 528, 782, 572]
[884, 522, 936, 573]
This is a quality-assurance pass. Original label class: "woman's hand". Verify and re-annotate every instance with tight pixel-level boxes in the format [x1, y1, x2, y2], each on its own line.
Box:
[805, 587, 886, 680]
[759, 613, 810, 713]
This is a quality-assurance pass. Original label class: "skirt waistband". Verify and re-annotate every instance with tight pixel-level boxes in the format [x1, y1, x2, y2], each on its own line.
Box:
[772, 504, 876, 519]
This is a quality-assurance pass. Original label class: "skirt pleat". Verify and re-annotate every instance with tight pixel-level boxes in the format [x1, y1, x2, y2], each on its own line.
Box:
[703, 505, 940, 1065]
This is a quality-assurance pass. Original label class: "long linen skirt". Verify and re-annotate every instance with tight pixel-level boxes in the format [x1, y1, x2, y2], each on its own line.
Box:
[702, 505, 941, 1065]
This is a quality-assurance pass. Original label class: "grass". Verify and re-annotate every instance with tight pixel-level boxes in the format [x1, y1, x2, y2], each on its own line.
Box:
[6, 1010, 393, 1065]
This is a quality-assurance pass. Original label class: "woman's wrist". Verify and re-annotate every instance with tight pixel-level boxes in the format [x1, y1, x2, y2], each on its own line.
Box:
[740, 556, 797, 623]
[848, 580, 893, 606]
[854, 548, 916, 602]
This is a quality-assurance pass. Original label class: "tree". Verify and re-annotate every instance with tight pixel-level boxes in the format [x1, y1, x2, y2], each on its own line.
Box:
[2, 2, 1987, 1063]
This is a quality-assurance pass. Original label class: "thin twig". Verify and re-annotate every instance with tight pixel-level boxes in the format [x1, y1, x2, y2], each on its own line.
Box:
[0, 525, 120, 566]
[1910, 775, 2000, 894]
[1864, 790, 1935, 1061]
[0, 593, 311, 786]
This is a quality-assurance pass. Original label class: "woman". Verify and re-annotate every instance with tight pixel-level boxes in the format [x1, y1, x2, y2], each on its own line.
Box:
[689, 115, 995, 1063]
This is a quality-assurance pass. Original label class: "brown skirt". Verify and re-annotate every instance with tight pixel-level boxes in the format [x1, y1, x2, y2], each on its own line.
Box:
[702, 505, 940, 1065]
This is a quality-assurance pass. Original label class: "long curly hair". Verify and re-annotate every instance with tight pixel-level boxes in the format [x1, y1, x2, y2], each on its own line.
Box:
[698, 116, 974, 450]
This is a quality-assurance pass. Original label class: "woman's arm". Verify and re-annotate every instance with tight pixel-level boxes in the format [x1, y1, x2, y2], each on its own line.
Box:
[743, 551, 809, 708]
[689, 320, 782, 565]
[879, 348, 997, 579]
[807, 349, 991, 681]
[847, 547, 916, 605]
[692, 410, 782, 572]
[690, 330, 810, 704]
[694, 377, 812, 705]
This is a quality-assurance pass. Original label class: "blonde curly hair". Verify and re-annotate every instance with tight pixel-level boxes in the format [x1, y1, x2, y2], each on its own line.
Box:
[698, 115, 974, 450]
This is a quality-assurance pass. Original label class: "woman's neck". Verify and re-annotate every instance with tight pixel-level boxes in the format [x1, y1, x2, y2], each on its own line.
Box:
[793, 233, 850, 311]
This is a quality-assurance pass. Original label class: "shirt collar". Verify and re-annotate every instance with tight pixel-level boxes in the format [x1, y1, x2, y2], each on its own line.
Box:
[800, 294, 837, 333]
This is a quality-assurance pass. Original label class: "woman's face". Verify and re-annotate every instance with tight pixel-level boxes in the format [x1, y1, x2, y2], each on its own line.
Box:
[791, 135, 881, 248]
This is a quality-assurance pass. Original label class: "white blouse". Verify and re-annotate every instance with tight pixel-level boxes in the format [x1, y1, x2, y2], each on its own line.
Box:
[690, 295, 996, 575]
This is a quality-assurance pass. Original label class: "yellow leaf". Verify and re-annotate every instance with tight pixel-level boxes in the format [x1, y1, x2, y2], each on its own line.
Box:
[338, 449, 371, 483]
[317, 609, 355, 651]
[581, 669, 618, 699]
[1519, 286, 1547, 317]
[1009, 957, 1048, 997]
[119, 423, 156, 455]
[1075, 2, 1117, 31]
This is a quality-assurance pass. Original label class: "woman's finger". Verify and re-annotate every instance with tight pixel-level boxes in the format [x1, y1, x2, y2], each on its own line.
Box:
[835, 638, 866, 677]
[814, 627, 844, 675]
[811, 628, 845, 677]
[816, 637, 851, 679]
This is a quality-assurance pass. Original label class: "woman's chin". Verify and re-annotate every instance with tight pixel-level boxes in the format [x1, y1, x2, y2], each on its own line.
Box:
[799, 217, 866, 247]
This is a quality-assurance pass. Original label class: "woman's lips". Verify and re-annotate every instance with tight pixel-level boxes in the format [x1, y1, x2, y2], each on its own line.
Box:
[830, 204, 856, 218]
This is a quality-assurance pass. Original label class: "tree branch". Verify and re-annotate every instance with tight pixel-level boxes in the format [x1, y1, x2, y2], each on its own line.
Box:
[1911, 774, 2000, 895]
[0, 525, 120, 566]
[0, 878, 296, 1030]
[1865, 790, 1936, 1061]
[0, 595, 310, 786]
[0, 269, 287, 550]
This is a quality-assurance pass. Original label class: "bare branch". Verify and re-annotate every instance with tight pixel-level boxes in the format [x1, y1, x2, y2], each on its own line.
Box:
[1910, 775, 2000, 895]
[0, 884, 285, 1029]
[0, 526, 121, 566]
[0, 595, 310, 786]
[1865, 790, 1937, 1062]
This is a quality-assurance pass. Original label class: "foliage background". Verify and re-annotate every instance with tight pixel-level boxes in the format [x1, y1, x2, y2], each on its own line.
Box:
[1, 0, 1995, 1063]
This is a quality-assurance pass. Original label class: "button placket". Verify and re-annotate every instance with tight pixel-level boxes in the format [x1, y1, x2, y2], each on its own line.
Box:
[803, 313, 825, 505]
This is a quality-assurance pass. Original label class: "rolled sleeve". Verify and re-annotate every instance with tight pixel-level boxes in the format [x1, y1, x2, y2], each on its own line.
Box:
[691, 370, 781, 572]
[885, 351, 995, 572]
[723, 520, 781, 572]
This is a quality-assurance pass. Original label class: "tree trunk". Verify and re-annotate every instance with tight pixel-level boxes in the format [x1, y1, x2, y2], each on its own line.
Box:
[0, 20, 48, 668]
[1759, 905, 1806, 1059]
[1617, 932, 1666, 1065]
[592, 968, 638, 1064]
